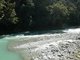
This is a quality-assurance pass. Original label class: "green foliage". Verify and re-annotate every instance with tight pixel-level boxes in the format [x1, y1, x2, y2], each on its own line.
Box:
[0, 0, 80, 34]
[0, 0, 18, 24]
[46, 1, 77, 27]
[31, 0, 50, 29]
[0, 0, 4, 20]
[47, 1, 76, 16]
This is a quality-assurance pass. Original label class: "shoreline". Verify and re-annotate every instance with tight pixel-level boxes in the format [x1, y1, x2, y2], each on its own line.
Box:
[8, 30, 80, 60]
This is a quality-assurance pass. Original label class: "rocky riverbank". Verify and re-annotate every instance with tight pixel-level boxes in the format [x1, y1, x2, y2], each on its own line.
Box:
[8, 28, 80, 60]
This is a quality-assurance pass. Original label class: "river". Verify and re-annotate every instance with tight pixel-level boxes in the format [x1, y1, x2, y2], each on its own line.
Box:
[0, 28, 80, 60]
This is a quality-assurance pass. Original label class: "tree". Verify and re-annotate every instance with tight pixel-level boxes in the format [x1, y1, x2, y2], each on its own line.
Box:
[14, 0, 34, 30]
[47, 1, 76, 28]
[31, 0, 51, 29]
[0, 0, 18, 33]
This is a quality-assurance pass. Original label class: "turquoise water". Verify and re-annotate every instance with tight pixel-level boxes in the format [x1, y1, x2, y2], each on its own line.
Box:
[0, 37, 22, 60]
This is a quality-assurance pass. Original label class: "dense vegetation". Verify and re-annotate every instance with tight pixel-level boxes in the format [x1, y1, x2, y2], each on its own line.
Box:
[0, 0, 80, 34]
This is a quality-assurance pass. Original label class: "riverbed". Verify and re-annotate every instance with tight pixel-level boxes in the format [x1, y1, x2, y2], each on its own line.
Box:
[0, 28, 80, 60]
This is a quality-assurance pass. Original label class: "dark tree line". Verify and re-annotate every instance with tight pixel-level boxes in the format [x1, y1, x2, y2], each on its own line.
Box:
[0, 0, 80, 34]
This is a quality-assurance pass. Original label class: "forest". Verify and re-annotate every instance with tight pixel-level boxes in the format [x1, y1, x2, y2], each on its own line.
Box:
[0, 0, 80, 34]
